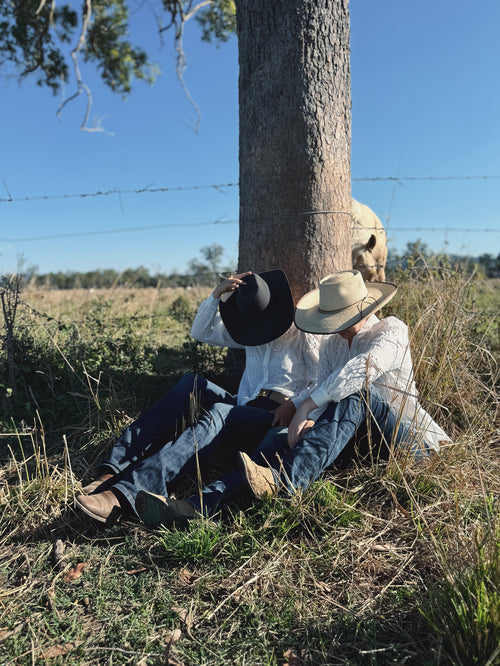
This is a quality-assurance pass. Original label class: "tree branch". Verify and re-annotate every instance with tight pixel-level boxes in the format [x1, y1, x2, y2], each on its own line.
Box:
[184, 0, 212, 22]
[56, 0, 106, 132]
[160, 0, 213, 132]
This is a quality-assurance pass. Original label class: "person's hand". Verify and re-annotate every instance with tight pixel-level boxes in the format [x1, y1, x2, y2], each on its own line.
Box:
[287, 397, 318, 448]
[299, 420, 315, 438]
[271, 400, 296, 427]
[212, 271, 252, 299]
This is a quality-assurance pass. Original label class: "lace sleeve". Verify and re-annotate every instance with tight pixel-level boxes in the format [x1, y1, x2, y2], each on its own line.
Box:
[190, 297, 244, 349]
[312, 319, 409, 407]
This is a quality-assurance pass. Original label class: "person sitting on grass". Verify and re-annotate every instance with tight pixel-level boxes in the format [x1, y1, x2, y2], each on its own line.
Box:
[75, 269, 319, 525]
[134, 269, 451, 527]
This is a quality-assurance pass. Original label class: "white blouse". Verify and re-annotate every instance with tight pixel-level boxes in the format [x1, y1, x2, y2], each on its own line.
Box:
[310, 314, 450, 452]
[191, 296, 320, 406]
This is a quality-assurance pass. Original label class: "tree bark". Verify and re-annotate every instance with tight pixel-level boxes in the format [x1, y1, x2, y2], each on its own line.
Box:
[236, 0, 352, 302]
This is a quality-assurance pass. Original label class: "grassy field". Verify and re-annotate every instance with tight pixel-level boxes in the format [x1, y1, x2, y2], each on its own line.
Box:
[0, 271, 499, 665]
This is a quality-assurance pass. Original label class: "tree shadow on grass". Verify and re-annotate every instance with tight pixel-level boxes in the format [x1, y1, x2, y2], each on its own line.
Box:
[266, 612, 438, 666]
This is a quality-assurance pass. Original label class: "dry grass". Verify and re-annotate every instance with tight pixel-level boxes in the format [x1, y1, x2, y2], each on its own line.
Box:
[0, 272, 499, 664]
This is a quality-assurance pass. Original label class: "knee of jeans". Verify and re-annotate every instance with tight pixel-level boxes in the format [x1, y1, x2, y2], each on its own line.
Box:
[179, 372, 207, 394]
[179, 372, 197, 387]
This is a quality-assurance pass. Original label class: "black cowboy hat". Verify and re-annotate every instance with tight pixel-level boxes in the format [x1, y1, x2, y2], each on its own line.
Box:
[219, 270, 294, 346]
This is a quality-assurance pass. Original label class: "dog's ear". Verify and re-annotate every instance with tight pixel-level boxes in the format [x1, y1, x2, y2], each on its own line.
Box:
[366, 234, 377, 251]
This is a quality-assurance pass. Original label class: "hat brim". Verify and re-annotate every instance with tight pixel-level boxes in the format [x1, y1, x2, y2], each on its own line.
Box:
[294, 281, 397, 334]
[219, 269, 294, 346]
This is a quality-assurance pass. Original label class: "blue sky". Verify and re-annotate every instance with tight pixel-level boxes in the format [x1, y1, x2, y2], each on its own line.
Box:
[1, 0, 499, 276]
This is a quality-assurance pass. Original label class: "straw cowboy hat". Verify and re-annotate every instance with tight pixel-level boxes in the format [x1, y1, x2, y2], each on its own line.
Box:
[219, 269, 294, 346]
[294, 270, 397, 334]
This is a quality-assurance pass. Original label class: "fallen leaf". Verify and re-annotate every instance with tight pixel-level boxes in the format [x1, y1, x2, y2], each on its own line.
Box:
[283, 648, 302, 666]
[0, 623, 23, 642]
[126, 567, 148, 575]
[178, 568, 196, 587]
[172, 605, 194, 629]
[40, 641, 82, 658]
[53, 540, 65, 569]
[64, 562, 87, 583]
[164, 628, 182, 644]
[164, 629, 184, 666]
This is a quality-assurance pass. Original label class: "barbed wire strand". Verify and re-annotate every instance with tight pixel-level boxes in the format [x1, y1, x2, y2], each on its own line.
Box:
[2, 174, 500, 204]
[0, 182, 239, 203]
[1, 217, 497, 244]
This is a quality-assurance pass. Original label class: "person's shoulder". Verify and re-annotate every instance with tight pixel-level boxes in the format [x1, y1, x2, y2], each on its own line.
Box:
[382, 315, 406, 329]
[375, 315, 408, 338]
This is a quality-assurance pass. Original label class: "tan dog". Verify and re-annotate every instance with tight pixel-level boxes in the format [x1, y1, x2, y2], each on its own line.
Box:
[351, 198, 388, 282]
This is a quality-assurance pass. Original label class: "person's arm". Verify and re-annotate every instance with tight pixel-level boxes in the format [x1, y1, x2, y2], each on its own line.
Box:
[311, 318, 410, 411]
[190, 272, 252, 348]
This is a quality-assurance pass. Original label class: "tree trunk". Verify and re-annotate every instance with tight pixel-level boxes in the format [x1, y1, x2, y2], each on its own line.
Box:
[236, 0, 352, 302]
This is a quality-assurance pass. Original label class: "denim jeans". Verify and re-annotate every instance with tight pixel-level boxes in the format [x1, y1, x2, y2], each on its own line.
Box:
[113, 401, 275, 516]
[102, 373, 235, 473]
[186, 390, 429, 515]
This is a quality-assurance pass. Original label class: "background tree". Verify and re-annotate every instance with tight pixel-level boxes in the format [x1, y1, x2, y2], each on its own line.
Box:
[187, 243, 231, 285]
[0, 1, 235, 129]
[477, 253, 500, 278]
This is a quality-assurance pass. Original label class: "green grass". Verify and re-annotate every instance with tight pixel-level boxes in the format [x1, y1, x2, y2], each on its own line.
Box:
[0, 272, 499, 664]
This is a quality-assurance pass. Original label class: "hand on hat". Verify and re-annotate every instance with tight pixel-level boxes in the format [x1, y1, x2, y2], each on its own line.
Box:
[212, 271, 252, 300]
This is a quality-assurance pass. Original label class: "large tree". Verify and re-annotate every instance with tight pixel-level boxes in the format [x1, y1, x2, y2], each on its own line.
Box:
[1, 0, 352, 297]
[236, 0, 351, 300]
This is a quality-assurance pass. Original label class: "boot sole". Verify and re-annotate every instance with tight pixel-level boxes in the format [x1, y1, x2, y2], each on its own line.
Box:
[135, 491, 195, 529]
[135, 491, 167, 528]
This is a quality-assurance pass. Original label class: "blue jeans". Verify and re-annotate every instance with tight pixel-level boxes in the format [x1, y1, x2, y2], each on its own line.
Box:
[113, 401, 275, 516]
[102, 373, 235, 473]
[186, 391, 429, 515]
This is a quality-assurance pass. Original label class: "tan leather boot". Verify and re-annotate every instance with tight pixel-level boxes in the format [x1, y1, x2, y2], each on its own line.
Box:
[81, 473, 115, 495]
[75, 490, 122, 524]
[238, 452, 278, 499]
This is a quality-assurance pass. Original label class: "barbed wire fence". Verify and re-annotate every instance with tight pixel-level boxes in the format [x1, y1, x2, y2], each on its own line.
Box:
[1, 174, 499, 325]
[1, 176, 498, 288]
[2, 174, 500, 204]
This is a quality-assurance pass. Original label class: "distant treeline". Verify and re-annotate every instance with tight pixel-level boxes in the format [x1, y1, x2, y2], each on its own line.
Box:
[6, 244, 235, 290]
[4, 243, 500, 290]
[386, 242, 500, 279]
[24, 267, 220, 290]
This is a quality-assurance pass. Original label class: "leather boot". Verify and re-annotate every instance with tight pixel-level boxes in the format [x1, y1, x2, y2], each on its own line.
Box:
[238, 451, 278, 499]
[135, 491, 197, 529]
[81, 473, 115, 495]
[75, 490, 122, 524]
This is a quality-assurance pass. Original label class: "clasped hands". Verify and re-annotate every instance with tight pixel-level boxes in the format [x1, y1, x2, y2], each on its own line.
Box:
[271, 397, 317, 448]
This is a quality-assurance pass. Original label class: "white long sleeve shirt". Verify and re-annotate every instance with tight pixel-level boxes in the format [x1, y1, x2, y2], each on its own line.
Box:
[310, 314, 450, 452]
[191, 296, 320, 407]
